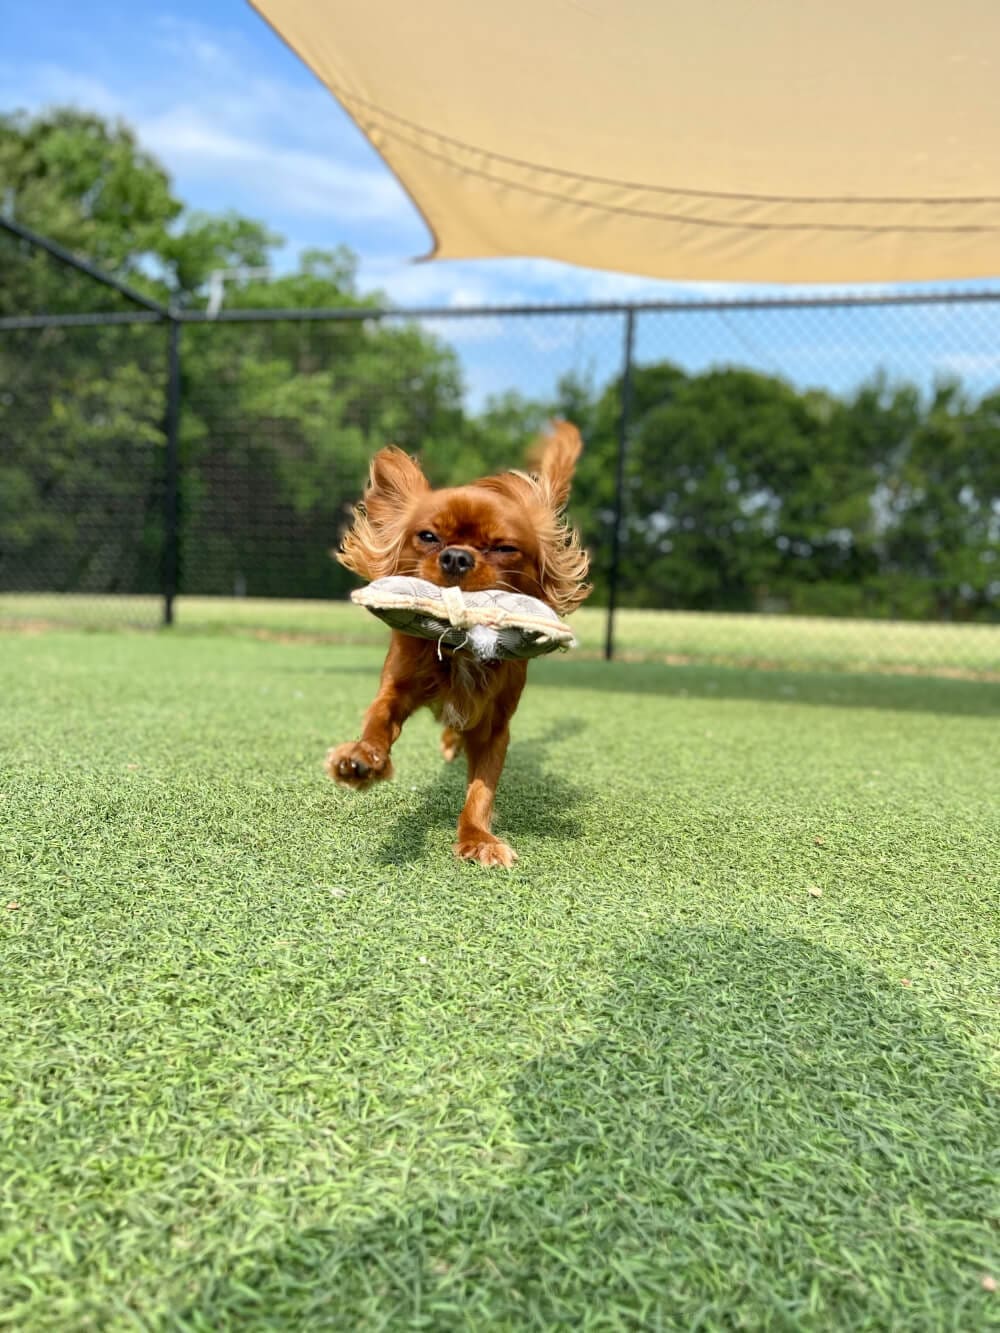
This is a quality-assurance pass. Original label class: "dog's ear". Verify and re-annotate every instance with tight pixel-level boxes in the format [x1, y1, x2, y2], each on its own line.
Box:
[338, 446, 429, 580]
[526, 422, 590, 615]
[528, 420, 583, 513]
[365, 446, 429, 515]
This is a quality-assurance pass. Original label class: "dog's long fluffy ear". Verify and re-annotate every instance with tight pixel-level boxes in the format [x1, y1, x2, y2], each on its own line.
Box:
[528, 420, 583, 512]
[524, 421, 590, 615]
[367, 446, 429, 512]
[338, 446, 429, 580]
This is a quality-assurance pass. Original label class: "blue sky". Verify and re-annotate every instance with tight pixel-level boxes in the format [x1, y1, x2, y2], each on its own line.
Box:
[5, 0, 1000, 407]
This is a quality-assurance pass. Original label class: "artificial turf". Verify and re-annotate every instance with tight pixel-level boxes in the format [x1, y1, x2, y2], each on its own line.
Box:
[1, 629, 998, 1330]
[3, 593, 999, 674]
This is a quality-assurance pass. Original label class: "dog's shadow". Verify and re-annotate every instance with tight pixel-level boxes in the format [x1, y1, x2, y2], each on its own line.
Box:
[377, 719, 588, 865]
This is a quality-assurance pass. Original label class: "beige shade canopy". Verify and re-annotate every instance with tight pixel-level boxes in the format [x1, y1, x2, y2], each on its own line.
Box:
[251, 0, 1000, 284]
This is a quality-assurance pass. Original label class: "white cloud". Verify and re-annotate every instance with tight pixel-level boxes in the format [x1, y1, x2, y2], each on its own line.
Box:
[4, 15, 418, 234]
[147, 16, 379, 165]
[138, 108, 412, 223]
[2, 62, 125, 119]
[358, 251, 749, 313]
[935, 353, 1000, 376]
[153, 16, 234, 75]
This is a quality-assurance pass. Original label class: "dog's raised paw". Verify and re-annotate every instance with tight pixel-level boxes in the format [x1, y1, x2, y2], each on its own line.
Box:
[325, 741, 393, 789]
[454, 835, 518, 868]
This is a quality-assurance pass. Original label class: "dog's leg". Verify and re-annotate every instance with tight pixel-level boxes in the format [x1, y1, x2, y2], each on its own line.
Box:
[326, 678, 423, 791]
[454, 722, 516, 867]
[440, 726, 463, 763]
[326, 684, 415, 788]
[327, 634, 438, 790]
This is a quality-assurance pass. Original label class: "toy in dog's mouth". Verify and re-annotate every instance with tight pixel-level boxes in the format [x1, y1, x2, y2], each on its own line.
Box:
[351, 576, 576, 661]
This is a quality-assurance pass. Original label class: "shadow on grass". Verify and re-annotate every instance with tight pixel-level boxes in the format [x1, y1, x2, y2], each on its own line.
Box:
[376, 720, 589, 865]
[275, 651, 998, 719]
[532, 657, 1000, 718]
[181, 927, 998, 1328]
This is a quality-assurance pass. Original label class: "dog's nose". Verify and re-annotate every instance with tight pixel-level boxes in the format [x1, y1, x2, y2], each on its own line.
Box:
[439, 546, 475, 577]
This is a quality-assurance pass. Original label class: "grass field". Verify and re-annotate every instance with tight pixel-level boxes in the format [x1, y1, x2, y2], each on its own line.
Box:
[2, 626, 998, 1330]
[2, 592, 999, 675]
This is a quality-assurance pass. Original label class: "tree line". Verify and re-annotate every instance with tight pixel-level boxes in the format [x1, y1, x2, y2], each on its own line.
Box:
[1, 109, 997, 620]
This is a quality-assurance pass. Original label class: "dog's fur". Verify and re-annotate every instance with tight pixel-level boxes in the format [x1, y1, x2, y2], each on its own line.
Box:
[326, 421, 590, 866]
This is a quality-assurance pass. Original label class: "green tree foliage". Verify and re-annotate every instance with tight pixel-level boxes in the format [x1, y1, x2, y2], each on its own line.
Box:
[1, 108, 997, 619]
[0, 108, 179, 290]
[571, 366, 998, 619]
[0, 110, 467, 598]
[0, 108, 278, 309]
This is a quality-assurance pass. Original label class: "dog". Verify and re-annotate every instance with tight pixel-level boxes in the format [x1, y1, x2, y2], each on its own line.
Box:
[325, 421, 590, 866]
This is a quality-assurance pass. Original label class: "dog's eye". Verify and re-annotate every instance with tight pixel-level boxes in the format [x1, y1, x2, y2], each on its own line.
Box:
[492, 544, 519, 555]
[416, 530, 439, 544]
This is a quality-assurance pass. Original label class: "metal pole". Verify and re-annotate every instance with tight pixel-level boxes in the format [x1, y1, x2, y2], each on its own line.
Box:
[604, 308, 636, 662]
[0, 311, 164, 332]
[0, 215, 169, 317]
[163, 318, 181, 626]
[173, 287, 1000, 324]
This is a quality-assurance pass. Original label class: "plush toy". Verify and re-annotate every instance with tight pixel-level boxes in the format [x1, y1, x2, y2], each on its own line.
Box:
[351, 576, 576, 661]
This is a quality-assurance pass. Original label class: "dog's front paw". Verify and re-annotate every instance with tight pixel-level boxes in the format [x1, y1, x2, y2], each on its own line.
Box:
[325, 741, 393, 789]
[454, 833, 518, 868]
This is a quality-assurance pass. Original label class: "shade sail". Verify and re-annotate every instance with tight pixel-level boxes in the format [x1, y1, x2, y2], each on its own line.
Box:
[252, 0, 1000, 284]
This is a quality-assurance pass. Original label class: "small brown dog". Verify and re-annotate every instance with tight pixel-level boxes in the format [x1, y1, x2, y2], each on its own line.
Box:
[326, 422, 590, 866]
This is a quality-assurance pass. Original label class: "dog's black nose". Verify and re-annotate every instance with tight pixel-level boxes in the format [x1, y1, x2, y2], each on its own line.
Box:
[439, 547, 475, 577]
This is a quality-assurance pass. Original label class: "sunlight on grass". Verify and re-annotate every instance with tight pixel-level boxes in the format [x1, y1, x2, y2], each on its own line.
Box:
[2, 591, 997, 674]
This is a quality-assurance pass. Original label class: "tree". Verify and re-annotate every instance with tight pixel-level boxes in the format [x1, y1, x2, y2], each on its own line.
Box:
[0, 108, 468, 599]
[572, 362, 999, 619]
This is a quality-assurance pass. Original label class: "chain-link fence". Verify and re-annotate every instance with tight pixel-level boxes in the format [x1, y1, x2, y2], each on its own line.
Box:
[0, 219, 172, 627]
[1, 217, 998, 675]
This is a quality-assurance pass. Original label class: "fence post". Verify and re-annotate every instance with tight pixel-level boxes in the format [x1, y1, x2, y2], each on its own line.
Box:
[163, 316, 181, 626]
[604, 307, 636, 661]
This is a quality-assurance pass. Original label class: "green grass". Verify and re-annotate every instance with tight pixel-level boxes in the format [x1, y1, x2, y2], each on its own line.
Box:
[2, 592, 999, 674]
[1, 628, 998, 1330]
